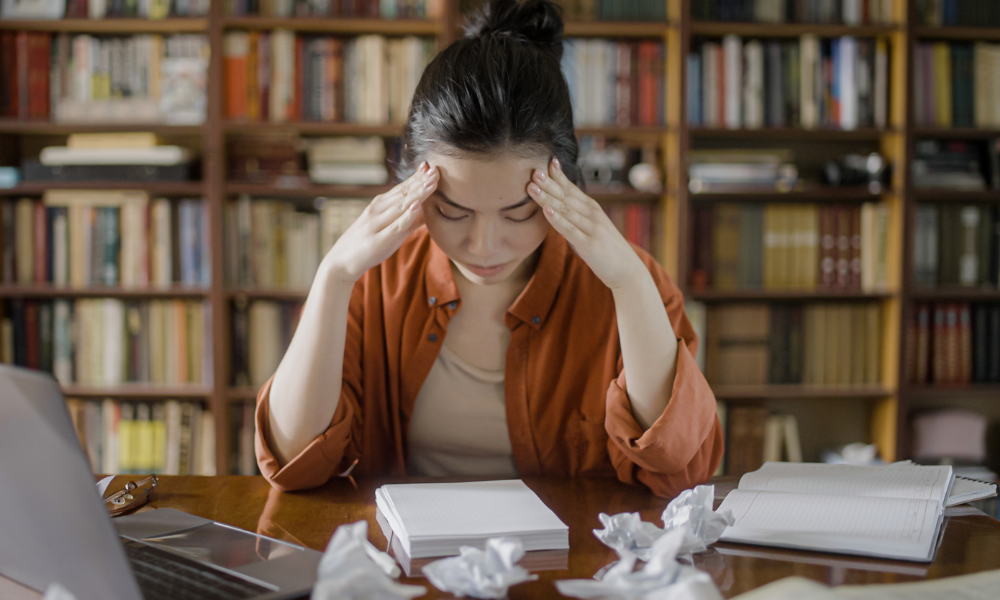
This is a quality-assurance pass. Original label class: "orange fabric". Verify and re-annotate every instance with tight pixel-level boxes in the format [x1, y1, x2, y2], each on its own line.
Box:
[255, 226, 723, 498]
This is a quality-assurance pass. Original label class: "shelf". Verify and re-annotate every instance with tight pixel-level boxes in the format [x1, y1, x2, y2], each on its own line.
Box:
[221, 16, 440, 35]
[912, 189, 1000, 202]
[0, 18, 207, 33]
[689, 21, 898, 38]
[224, 121, 404, 137]
[61, 385, 213, 399]
[0, 181, 204, 196]
[0, 284, 209, 298]
[226, 387, 259, 401]
[903, 385, 1000, 402]
[690, 186, 883, 202]
[226, 182, 392, 198]
[588, 187, 662, 203]
[0, 120, 204, 135]
[912, 127, 1000, 139]
[712, 384, 893, 400]
[688, 288, 895, 302]
[576, 126, 668, 143]
[908, 287, 1000, 301]
[689, 127, 889, 140]
[912, 26, 1000, 41]
[563, 21, 668, 38]
[228, 288, 309, 301]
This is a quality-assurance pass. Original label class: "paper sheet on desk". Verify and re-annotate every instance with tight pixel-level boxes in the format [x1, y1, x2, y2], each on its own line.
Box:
[96, 476, 114, 498]
[730, 569, 1000, 600]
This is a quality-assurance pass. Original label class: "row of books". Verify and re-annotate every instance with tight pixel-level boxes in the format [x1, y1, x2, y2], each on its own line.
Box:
[720, 406, 804, 477]
[230, 401, 259, 476]
[306, 136, 389, 184]
[46, 33, 208, 124]
[915, 0, 1000, 27]
[0, 194, 210, 289]
[705, 302, 882, 386]
[912, 139, 1000, 191]
[561, 40, 666, 127]
[913, 204, 1000, 289]
[913, 42, 1000, 129]
[908, 303, 1000, 385]
[224, 197, 368, 289]
[0, 33, 50, 120]
[691, 0, 895, 23]
[64, 0, 209, 18]
[690, 202, 889, 292]
[227, 0, 442, 17]
[66, 399, 215, 476]
[604, 202, 655, 254]
[687, 36, 888, 131]
[231, 299, 301, 387]
[0, 299, 213, 386]
[555, 0, 666, 21]
[223, 32, 434, 125]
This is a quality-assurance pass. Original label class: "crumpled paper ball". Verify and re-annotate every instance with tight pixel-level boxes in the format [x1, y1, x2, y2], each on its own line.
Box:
[422, 537, 538, 599]
[556, 528, 723, 600]
[313, 521, 426, 600]
[594, 485, 734, 559]
[43, 583, 78, 600]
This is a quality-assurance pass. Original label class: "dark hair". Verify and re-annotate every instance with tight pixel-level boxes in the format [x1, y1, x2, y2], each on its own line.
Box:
[397, 0, 581, 184]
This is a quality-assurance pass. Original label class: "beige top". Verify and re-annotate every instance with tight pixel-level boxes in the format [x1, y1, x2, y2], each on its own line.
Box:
[407, 344, 518, 477]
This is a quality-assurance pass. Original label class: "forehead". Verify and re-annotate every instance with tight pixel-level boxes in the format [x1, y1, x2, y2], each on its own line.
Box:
[428, 151, 548, 210]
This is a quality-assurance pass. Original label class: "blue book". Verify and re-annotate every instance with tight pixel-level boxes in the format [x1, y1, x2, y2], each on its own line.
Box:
[687, 53, 702, 126]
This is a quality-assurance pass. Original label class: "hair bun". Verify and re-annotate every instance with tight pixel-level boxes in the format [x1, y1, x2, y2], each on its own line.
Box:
[463, 0, 564, 58]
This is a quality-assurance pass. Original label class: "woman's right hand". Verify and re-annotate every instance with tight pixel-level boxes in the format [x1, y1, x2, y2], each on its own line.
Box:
[322, 161, 439, 284]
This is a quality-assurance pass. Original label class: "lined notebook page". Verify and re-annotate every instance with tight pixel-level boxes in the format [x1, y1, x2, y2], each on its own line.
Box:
[738, 462, 952, 503]
[379, 480, 568, 539]
[719, 490, 940, 548]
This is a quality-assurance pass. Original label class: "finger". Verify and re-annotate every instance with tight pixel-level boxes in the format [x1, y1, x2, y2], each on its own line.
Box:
[532, 167, 596, 217]
[541, 204, 588, 247]
[527, 181, 595, 235]
[370, 162, 430, 211]
[370, 167, 438, 231]
[377, 189, 428, 241]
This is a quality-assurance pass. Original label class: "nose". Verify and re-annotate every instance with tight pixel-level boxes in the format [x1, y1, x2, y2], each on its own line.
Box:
[467, 215, 499, 259]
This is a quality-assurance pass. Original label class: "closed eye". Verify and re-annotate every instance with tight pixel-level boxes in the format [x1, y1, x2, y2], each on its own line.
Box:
[506, 209, 539, 223]
[437, 206, 469, 221]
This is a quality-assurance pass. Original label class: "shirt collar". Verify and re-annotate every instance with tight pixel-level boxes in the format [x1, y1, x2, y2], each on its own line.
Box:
[424, 227, 568, 331]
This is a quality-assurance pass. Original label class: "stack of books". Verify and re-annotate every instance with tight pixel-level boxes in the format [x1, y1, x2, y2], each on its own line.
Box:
[912, 140, 990, 190]
[913, 204, 999, 288]
[691, 0, 895, 23]
[561, 39, 666, 127]
[27, 133, 197, 183]
[691, 202, 890, 293]
[908, 302, 1000, 386]
[0, 192, 210, 289]
[306, 137, 388, 185]
[224, 196, 321, 290]
[223, 32, 434, 125]
[66, 398, 216, 476]
[705, 302, 882, 387]
[687, 149, 798, 193]
[687, 36, 888, 130]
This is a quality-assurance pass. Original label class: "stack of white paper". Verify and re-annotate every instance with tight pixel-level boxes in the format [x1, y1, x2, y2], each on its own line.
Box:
[374, 480, 569, 559]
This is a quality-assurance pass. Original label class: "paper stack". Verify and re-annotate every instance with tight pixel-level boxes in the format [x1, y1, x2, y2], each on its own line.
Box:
[374, 480, 569, 559]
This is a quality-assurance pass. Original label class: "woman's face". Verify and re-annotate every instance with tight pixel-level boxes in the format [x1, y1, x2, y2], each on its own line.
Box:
[422, 151, 551, 285]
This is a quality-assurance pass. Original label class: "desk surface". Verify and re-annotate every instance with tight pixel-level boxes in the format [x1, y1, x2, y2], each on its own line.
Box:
[7, 475, 1000, 599]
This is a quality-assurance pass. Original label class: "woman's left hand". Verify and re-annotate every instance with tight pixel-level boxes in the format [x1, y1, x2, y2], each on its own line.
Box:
[527, 157, 646, 290]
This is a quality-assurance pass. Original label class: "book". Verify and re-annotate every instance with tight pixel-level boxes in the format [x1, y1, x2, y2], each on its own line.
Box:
[374, 479, 569, 559]
[718, 462, 956, 561]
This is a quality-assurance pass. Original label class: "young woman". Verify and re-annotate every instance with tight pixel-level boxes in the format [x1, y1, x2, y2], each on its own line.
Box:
[255, 0, 722, 498]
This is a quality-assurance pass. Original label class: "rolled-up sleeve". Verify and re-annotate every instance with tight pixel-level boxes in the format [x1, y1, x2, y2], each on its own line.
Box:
[254, 282, 366, 492]
[603, 256, 723, 498]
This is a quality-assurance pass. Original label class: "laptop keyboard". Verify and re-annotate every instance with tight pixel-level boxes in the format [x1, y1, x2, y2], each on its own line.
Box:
[123, 541, 272, 600]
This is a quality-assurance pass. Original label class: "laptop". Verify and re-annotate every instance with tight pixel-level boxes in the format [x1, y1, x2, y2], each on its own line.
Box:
[0, 363, 322, 600]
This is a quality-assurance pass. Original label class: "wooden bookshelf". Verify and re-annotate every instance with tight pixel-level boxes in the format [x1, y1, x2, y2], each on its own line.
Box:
[689, 21, 898, 38]
[225, 183, 394, 198]
[0, 182, 205, 196]
[61, 385, 214, 399]
[911, 25, 1000, 41]
[0, 17, 207, 32]
[689, 187, 883, 202]
[911, 189, 1000, 202]
[0, 284, 209, 298]
[688, 289, 896, 302]
[0, 120, 205, 135]
[563, 21, 668, 38]
[227, 288, 310, 301]
[220, 16, 440, 34]
[688, 127, 890, 140]
[712, 384, 894, 401]
[908, 287, 1000, 301]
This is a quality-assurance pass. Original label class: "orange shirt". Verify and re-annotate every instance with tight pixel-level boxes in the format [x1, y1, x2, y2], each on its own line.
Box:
[255, 226, 723, 498]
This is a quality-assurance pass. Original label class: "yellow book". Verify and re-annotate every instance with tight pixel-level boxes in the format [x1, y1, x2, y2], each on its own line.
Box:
[66, 132, 163, 149]
[148, 0, 169, 19]
[187, 301, 203, 385]
[118, 402, 134, 474]
[933, 42, 952, 127]
[152, 403, 167, 474]
[803, 204, 819, 289]
[865, 303, 882, 385]
[15, 198, 34, 285]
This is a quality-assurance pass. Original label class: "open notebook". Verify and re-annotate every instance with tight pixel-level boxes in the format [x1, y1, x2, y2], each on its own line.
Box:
[374, 480, 569, 559]
[717, 462, 965, 562]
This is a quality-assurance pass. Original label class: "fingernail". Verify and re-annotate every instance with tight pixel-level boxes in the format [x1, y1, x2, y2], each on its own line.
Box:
[544, 206, 554, 216]
[551, 157, 561, 170]
[528, 183, 541, 195]
[419, 161, 429, 173]
[410, 199, 421, 211]
[535, 170, 547, 182]
[422, 178, 436, 190]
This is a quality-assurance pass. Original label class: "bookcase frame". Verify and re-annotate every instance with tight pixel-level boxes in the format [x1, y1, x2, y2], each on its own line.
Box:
[3, 0, 999, 474]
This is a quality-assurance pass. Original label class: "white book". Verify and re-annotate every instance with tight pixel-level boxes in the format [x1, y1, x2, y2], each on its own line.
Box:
[719, 462, 956, 562]
[743, 40, 764, 129]
[53, 300, 73, 385]
[52, 208, 68, 285]
[730, 569, 1000, 600]
[839, 37, 858, 130]
[375, 480, 569, 559]
[723, 35, 743, 129]
[164, 400, 181, 475]
[703, 43, 719, 128]
[102, 299, 124, 386]
[874, 38, 888, 129]
[842, 0, 860, 25]
[308, 163, 389, 185]
[800, 35, 819, 129]
[101, 399, 119, 474]
[40, 146, 192, 166]
[197, 410, 215, 476]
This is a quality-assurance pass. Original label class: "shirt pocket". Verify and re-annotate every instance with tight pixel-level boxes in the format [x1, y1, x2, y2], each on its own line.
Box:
[568, 416, 615, 477]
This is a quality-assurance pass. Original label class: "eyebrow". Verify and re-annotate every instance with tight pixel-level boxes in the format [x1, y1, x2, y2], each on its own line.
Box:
[437, 191, 533, 212]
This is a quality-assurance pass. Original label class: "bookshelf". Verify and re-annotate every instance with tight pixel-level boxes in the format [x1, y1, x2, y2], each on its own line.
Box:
[3, 0, 999, 477]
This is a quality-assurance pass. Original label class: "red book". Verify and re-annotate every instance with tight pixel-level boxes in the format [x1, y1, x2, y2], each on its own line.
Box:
[246, 32, 260, 121]
[17, 32, 29, 119]
[0, 32, 18, 117]
[224, 34, 249, 120]
[33, 201, 47, 283]
[690, 207, 713, 290]
[25, 301, 39, 370]
[293, 35, 304, 122]
[849, 204, 862, 290]
[615, 42, 631, 127]
[259, 32, 270, 122]
[637, 42, 655, 126]
[27, 33, 50, 119]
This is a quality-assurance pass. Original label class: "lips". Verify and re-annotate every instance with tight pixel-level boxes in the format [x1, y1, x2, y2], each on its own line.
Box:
[465, 262, 508, 278]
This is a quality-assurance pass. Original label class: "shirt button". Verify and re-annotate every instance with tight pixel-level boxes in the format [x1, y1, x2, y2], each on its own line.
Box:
[428, 333, 439, 342]
[532, 316, 541, 325]
[448, 301, 457, 310]
[429, 296, 437, 306]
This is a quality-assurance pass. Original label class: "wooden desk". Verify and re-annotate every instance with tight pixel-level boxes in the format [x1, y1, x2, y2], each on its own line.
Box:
[4, 474, 1000, 599]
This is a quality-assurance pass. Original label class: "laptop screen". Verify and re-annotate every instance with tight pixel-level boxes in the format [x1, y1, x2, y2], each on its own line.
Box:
[142, 522, 306, 570]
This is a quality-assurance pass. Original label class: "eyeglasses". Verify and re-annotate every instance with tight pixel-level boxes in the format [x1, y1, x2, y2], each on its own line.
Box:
[105, 475, 158, 517]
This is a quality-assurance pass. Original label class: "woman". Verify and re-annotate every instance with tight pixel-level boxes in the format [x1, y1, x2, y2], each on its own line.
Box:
[255, 0, 722, 498]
